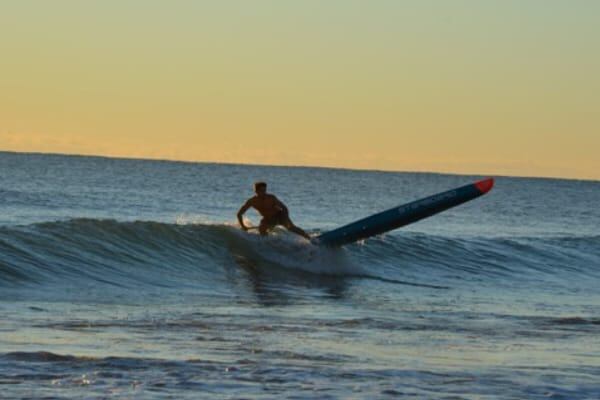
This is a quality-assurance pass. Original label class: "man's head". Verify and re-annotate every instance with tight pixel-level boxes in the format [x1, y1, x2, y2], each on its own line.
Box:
[254, 181, 267, 196]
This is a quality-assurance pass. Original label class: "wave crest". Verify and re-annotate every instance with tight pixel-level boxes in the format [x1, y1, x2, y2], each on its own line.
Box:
[1, 219, 598, 289]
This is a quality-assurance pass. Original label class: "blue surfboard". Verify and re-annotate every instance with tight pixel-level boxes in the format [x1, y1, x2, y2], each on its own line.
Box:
[314, 178, 494, 247]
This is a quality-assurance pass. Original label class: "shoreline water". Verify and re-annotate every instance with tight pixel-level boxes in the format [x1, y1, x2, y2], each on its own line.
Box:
[1, 152, 599, 399]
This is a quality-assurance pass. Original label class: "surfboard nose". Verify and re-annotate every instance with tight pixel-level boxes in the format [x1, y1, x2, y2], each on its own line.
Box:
[475, 178, 494, 194]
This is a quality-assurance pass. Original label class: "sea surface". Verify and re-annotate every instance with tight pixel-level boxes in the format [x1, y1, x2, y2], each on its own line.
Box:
[1, 151, 599, 399]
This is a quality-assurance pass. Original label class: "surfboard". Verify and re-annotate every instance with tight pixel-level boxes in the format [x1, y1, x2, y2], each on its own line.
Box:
[313, 178, 494, 247]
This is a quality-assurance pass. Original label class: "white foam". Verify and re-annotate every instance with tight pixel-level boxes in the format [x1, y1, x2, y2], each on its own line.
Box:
[233, 228, 365, 276]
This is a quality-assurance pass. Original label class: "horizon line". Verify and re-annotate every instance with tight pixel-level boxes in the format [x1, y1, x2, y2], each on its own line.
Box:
[1, 149, 598, 184]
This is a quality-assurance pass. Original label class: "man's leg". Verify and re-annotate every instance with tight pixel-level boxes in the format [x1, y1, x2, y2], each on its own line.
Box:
[258, 218, 271, 236]
[283, 218, 311, 240]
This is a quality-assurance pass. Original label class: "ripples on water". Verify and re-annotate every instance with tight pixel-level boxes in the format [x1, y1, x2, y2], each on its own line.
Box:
[0, 152, 599, 399]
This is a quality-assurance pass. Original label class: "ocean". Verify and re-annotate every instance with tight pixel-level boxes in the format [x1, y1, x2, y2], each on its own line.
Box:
[0, 151, 599, 399]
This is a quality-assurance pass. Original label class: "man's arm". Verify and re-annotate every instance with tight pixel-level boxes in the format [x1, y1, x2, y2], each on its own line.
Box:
[237, 199, 252, 230]
[273, 196, 289, 214]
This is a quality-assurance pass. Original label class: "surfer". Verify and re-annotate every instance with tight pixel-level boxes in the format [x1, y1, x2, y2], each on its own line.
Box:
[237, 182, 311, 240]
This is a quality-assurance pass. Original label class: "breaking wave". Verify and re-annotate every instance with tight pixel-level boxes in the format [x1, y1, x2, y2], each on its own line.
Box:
[1, 219, 598, 290]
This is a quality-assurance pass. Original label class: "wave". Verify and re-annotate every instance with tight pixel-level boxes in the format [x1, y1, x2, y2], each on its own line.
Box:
[0, 219, 598, 289]
[0, 219, 363, 290]
[353, 232, 600, 279]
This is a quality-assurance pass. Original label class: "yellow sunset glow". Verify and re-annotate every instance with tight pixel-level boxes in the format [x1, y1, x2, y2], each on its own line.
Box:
[1, 1, 599, 180]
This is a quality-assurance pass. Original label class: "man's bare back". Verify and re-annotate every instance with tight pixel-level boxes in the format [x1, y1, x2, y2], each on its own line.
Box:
[237, 182, 310, 240]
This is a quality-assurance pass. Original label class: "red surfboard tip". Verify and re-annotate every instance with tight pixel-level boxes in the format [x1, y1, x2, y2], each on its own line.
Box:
[475, 178, 494, 194]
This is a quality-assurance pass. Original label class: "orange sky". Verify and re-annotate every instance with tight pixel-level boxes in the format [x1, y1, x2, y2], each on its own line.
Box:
[1, 1, 599, 180]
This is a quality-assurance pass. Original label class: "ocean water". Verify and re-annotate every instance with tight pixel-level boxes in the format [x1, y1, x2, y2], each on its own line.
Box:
[0, 151, 599, 399]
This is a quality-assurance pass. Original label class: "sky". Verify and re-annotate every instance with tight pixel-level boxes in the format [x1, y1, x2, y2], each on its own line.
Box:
[1, 1, 599, 180]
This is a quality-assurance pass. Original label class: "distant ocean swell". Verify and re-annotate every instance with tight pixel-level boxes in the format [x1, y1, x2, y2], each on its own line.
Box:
[0, 219, 599, 288]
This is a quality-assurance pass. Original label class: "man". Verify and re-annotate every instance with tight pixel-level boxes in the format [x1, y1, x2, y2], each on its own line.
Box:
[237, 182, 311, 240]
